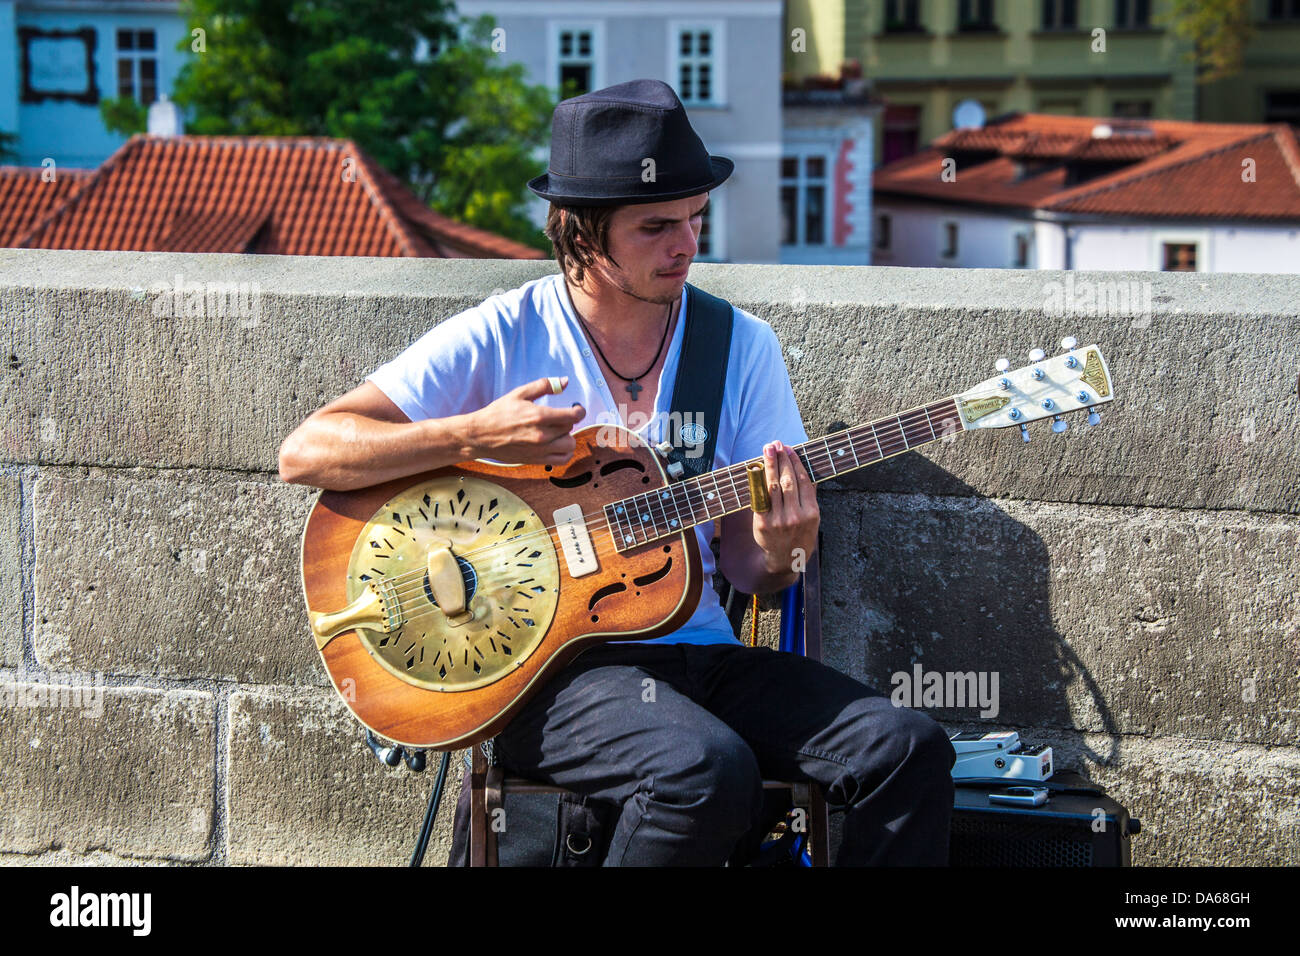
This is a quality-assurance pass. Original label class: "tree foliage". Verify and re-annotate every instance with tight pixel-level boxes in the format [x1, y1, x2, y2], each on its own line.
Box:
[1160, 0, 1255, 84]
[99, 96, 148, 137]
[170, 0, 555, 249]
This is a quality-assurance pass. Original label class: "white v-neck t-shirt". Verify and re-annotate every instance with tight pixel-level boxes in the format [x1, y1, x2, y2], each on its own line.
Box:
[364, 272, 809, 646]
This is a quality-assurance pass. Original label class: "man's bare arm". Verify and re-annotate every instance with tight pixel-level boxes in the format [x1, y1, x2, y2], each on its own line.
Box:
[277, 382, 480, 491]
[278, 377, 587, 492]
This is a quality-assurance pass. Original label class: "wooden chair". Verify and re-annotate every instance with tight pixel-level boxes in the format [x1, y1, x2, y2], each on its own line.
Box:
[467, 531, 831, 867]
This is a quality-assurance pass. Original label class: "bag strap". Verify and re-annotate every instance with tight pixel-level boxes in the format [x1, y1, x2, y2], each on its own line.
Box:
[663, 282, 734, 481]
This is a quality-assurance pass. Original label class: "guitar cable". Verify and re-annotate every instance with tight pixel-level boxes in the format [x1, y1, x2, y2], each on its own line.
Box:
[409, 751, 451, 867]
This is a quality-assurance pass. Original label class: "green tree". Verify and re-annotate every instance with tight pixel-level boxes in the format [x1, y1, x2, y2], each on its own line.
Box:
[1160, 0, 1254, 84]
[99, 96, 148, 137]
[171, 0, 555, 249]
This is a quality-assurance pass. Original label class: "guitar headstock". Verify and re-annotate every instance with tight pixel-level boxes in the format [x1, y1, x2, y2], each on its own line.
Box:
[955, 337, 1115, 440]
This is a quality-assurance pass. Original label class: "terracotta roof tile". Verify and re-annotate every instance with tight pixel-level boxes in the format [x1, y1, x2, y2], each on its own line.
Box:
[876, 113, 1300, 221]
[0, 166, 93, 247]
[12, 135, 545, 258]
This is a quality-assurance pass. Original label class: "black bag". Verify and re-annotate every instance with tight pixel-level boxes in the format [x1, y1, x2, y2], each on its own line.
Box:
[445, 282, 736, 867]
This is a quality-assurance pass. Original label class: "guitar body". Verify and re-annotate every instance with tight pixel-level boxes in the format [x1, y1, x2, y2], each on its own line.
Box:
[300, 424, 704, 750]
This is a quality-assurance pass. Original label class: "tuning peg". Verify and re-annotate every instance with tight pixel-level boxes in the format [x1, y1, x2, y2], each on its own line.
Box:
[1087, 407, 1102, 426]
[1061, 335, 1078, 351]
[1029, 347, 1046, 362]
[1051, 415, 1068, 434]
[995, 357, 1011, 372]
[1019, 423, 1031, 443]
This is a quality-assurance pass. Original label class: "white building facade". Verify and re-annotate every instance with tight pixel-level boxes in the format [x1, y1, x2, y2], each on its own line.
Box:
[455, 0, 785, 264]
[871, 200, 1300, 273]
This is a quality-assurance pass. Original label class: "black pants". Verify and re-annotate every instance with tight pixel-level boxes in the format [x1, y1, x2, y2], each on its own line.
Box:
[493, 641, 957, 866]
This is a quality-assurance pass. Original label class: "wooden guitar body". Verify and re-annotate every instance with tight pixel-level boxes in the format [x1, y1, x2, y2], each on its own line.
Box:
[300, 424, 703, 750]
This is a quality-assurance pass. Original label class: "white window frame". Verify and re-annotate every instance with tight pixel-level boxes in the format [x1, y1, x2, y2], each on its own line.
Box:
[668, 19, 726, 108]
[115, 27, 158, 104]
[780, 147, 833, 248]
[547, 20, 605, 98]
[695, 188, 726, 262]
[1151, 229, 1209, 272]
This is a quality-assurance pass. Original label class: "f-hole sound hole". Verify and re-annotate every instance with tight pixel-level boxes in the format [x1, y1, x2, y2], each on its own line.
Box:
[588, 582, 626, 610]
[632, 557, 672, 588]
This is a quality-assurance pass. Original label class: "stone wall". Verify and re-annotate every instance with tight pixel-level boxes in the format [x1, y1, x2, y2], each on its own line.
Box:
[1, 249, 1296, 865]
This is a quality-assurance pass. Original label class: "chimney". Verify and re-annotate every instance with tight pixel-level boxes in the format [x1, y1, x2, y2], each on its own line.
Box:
[147, 94, 184, 137]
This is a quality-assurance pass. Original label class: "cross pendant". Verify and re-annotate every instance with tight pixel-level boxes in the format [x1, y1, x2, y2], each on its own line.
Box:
[625, 381, 643, 400]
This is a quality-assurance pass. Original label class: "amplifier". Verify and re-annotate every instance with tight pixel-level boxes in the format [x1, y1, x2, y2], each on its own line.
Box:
[949, 770, 1140, 866]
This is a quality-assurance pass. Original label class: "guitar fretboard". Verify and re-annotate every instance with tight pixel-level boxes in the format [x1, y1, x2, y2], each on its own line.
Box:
[605, 397, 962, 550]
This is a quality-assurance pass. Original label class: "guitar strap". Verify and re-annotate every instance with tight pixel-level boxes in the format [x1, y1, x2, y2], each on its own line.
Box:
[661, 282, 734, 481]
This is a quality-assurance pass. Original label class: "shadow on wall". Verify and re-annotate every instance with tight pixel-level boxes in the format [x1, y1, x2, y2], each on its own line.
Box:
[822, 449, 1123, 771]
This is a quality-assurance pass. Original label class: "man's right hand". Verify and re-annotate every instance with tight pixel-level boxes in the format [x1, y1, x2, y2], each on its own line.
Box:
[464, 377, 586, 466]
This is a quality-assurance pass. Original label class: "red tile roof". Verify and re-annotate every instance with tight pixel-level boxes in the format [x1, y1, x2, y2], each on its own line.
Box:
[6, 135, 545, 258]
[0, 166, 94, 247]
[874, 113, 1300, 221]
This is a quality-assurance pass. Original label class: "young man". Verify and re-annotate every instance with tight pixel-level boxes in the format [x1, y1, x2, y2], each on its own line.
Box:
[279, 79, 955, 865]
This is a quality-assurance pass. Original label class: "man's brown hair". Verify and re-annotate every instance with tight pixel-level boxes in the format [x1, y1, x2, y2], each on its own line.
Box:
[544, 204, 621, 282]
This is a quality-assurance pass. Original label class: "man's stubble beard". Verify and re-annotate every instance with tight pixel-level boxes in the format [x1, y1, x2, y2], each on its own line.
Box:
[601, 261, 683, 307]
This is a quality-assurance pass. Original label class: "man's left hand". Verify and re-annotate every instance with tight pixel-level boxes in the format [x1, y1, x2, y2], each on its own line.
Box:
[752, 440, 819, 575]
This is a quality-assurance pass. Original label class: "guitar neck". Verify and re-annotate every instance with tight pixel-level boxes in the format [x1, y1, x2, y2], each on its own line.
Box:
[605, 396, 962, 550]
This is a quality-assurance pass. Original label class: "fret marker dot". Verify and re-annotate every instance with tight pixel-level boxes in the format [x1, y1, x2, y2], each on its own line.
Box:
[624, 535, 633, 544]
[838, 449, 844, 456]
[616, 506, 624, 514]
[706, 492, 715, 499]
[670, 519, 678, 527]
[641, 513, 649, 522]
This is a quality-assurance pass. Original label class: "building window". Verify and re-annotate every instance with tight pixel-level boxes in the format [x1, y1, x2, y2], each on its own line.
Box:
[557, 28, 594, 98]
[941, 221, 958, 259]
[1041, 0, 1078, 30]
[883, 104, 922, 163]
[675, 27, 717, 105]
[884, 0, 923, 32]
[1113, 99, 1153, 118]
[1040, 99, 1082, 115]
[116, 28, 157, 103]
[1265, 90, 1300, 131]
[697, 199, 714, 259]
[957, 0, 996, 32]
[1013, 231, 1030, 267]
[780, 155, 828, 246]
[1267, 0, 1300, 21]
[1114, 0, 1151, 28]
[1162, 242, 1197, 271]
[876, 213, 892, 250]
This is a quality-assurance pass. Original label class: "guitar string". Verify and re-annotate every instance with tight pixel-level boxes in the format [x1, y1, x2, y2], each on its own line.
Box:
[369, 402, 968, 623]
[361, 400, 952, 598]
[364, 399, 964, 613]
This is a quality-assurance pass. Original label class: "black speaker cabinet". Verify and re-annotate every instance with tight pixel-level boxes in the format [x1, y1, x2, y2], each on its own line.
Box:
[950, 771, 1140, 866]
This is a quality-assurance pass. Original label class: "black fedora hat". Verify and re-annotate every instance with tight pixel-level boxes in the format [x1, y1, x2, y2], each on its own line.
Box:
[528, 78, 734, 206]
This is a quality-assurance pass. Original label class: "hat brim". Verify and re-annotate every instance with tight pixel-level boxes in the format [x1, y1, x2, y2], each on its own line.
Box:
[527, 156, 734, 207]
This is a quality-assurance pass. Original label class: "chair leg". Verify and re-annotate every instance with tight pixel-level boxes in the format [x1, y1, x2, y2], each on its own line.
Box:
[809, 785, 830, 867]
[469, 746, 488, 867]
[485, 765, 504, 868]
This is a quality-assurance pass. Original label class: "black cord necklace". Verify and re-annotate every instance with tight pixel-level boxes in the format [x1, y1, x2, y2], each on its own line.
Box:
[573, 297, 674, 401]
